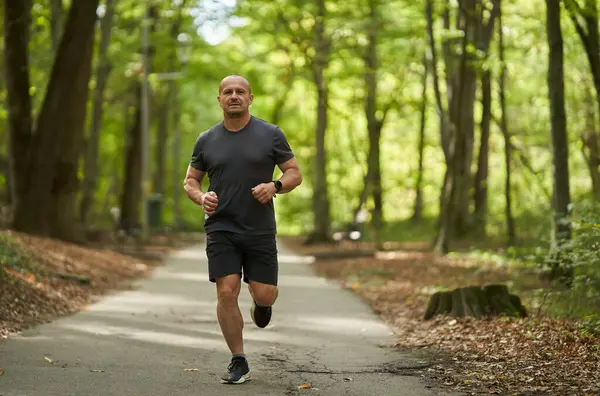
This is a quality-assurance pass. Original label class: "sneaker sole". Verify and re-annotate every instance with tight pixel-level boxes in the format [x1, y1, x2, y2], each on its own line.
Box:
[251, 303, 271, 328]
[220, 372, 252, 384]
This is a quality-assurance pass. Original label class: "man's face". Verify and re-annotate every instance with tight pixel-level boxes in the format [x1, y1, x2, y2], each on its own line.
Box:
[218, 77, 253, 117]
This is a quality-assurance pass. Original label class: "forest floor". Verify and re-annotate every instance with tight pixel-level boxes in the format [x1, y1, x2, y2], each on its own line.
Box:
[281, 237, 600, 396]
[2, 229, 599, 395]
[0, 228, 201, 339]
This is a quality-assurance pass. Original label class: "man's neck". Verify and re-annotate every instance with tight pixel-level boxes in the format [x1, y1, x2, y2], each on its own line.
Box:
[224, 113, 251, 131]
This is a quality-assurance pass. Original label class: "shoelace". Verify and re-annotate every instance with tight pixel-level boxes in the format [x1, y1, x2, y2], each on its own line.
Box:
[228, 358, 245, 372]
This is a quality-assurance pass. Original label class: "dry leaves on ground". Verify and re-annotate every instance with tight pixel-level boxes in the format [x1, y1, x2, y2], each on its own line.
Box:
[282, 239, 600, 396]
[0, 229, 197, 339]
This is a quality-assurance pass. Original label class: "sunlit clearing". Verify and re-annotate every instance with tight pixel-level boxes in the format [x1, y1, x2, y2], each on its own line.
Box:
[86, 291, 212, 313]
[293, 316, 392, 336]
[58, 322, 228, 351]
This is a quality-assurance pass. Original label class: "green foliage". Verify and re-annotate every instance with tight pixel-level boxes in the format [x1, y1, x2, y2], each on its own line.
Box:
[0, 233, 40, 282]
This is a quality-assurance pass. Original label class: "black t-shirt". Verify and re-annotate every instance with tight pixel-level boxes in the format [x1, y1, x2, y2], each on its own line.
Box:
[189, 116, 295, 235]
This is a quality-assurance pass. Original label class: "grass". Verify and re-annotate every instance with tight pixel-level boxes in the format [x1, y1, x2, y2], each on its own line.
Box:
[0, 231, 42, 283]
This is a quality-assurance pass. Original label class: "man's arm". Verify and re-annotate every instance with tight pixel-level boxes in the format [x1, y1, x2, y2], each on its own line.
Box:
[277, 157, 302, 194]
[183, 165, 206, 205]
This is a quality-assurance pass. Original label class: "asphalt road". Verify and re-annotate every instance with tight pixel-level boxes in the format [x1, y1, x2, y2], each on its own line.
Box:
[0, 240, 457, 395]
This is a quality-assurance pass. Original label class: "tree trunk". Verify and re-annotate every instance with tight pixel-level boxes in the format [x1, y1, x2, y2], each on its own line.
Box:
[12, 0, 100, 237]
[426, 0, 449, 247]
[80, 0, 116, 225]
[49, 24, 96, 242]
[271, 71, 295, 126]
[364, 0, 383, 246]
[49, 0, 63, 50]
[153, 94, 169, 198]
[412, 56, 428, 222]
[424, 284, 527, 320]
[498, 2, 516, 245]
[4, 0, 33, 213]
[546, 0, 572, 246]
[120, 85, 143, 232]
[308, 0, 332, 244]
[434, 0, 478, 252]
[472, 0, 499, 234]
[565, 0, 600, 201]
[452, 0, 478, 238]
[473, 69, 491, 234]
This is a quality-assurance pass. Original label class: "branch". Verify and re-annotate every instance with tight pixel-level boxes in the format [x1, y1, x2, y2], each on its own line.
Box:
[491, 114, 552, 200]
[565, 0, 591, 51]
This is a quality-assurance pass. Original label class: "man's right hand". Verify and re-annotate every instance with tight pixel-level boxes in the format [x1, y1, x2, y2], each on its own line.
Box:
[202, 191, 218, 216]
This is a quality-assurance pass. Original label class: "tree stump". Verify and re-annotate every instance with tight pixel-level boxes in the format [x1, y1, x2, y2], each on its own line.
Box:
[424, 284, 527, 320]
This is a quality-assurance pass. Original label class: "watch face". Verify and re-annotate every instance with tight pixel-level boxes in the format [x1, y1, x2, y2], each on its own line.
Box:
[274, 180, 282, 190]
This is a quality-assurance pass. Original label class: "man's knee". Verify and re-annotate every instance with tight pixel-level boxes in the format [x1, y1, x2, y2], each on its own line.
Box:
[249, 282, 278, 306]
[216, 276, 241, 307]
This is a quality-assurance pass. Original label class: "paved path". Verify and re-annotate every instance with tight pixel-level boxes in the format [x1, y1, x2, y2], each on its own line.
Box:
[0, 240, 454, 395]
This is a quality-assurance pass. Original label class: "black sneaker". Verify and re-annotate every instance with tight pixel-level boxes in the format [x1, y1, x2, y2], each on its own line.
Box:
[220, 356, 251, 384]
[250, 301, 272, 328]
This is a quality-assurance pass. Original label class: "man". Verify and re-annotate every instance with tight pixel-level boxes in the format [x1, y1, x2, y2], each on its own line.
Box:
[183, 75, 302, 385]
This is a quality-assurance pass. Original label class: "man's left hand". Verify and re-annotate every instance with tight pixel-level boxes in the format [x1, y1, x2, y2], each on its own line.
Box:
[251, 182, 277, 204]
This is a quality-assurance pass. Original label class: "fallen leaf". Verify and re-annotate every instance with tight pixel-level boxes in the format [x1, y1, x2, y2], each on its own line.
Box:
[0, 369, 4, 375]
[297, 383, 312, 389]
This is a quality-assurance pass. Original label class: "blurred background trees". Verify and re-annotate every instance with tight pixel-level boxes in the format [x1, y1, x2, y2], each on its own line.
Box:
[1, 0, 599, 315]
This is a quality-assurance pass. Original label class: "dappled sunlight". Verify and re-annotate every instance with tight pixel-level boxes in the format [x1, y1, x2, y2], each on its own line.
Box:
[153, 271, 211, 282]
[276, 274, 331, 288]
[167, 248, 206, 260]
[277, 254, 315, 264]
[86, 290, 213, 314]
[290, 315, 392, 337]
[57, 321, 229, 351]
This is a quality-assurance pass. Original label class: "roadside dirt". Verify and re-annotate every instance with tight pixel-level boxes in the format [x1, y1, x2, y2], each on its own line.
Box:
[0, 229, 200, 339]
[281, 237, 600, 396]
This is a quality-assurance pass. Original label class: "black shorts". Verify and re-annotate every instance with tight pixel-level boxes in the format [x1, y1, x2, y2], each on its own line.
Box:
[205, 231, 278, 286]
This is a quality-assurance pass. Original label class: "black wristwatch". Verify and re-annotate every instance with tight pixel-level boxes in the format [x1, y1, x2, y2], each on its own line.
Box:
[272, 179, 283, 193]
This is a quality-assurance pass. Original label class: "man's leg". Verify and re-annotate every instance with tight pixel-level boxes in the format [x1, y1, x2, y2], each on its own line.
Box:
[216, 274, 243, 355]
[248, 281, 278, 307]
[240, 233, 279, 328]
[206, 232, 251, 384]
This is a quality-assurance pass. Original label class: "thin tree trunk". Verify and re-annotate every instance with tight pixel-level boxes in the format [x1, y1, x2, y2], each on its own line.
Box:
[473, 69, 491, 233]
[120, 85, 143, 232]
[426, 0, 452, 250]
[565, 0, 600, 200]
[308, 0, 332, 244]
[473, 0, 499, 234]
[172, 79, 182, 228]
[413, 56, 428, 222]
[498, 2, 516, 245]
[119, 5, 158, 233]
[271, 72, 295, 125]
[364, 0, 383, 245]
[49, 0, 63, 50]
[581, 86, 600, 199]
[80, 0, 116, 225]
[153, 94, 169, 198]
[546, 0, 572, 246]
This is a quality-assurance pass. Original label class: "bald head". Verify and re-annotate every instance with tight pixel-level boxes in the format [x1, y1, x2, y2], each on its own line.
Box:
[219, 75, 252, 94]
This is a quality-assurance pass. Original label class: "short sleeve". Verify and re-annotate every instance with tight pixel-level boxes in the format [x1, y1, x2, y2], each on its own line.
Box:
[190, 134, 207, 171]
[273, 126, 295, 165]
